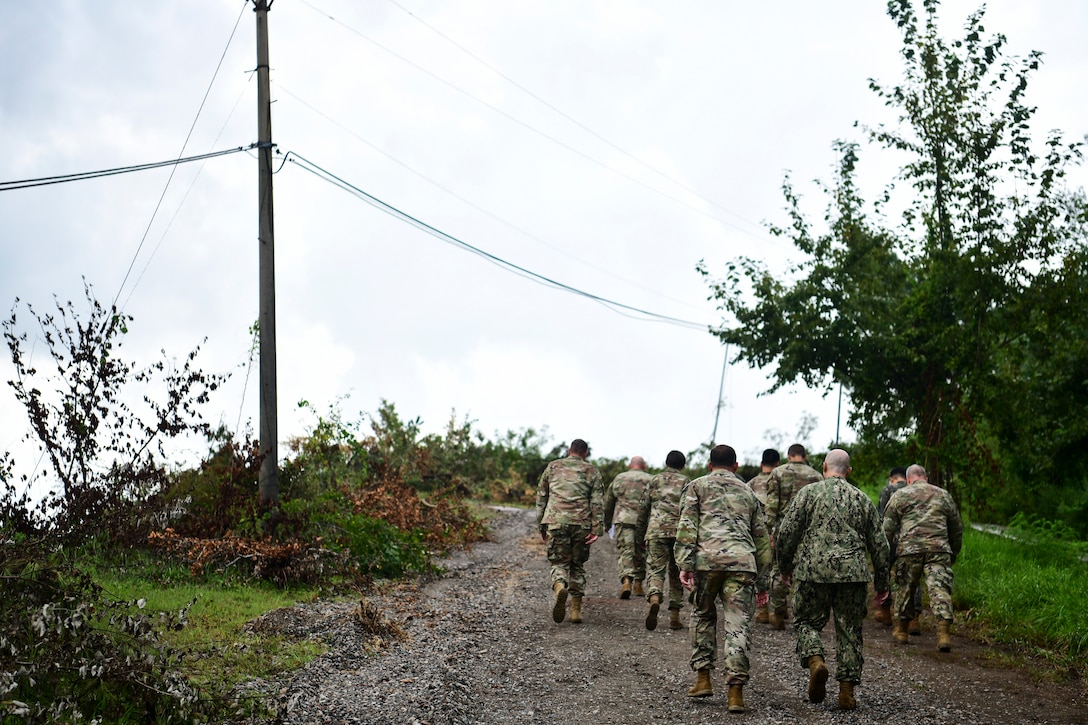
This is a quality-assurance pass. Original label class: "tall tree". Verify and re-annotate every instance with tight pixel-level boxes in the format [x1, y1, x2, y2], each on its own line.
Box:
[700, 0, 1085, 516]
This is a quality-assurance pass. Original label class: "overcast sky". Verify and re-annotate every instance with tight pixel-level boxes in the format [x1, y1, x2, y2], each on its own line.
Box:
[2, 0, 1086, 481]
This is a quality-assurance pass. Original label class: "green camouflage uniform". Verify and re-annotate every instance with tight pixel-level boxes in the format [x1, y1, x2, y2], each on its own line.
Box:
[747, 470, 772, 508]
[763, 461, 823, 613]
[776, 476, 890, 684]
[536, 454, 605, 598]
[640, 467, 690, 611]
[876, 478, 920, 612]
[675, 469, 771, 683]
[882, 481, 963, 622]
[604, 469, 652, 583]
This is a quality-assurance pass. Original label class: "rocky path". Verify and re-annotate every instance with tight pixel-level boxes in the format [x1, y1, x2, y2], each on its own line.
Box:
[261, 508, 1086, 724]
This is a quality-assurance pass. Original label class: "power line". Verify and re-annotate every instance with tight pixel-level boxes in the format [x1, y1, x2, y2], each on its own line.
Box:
[383, 0, 769, 239]
[294, 0, 781, 247]
[286, 151, 712, 332]
[0, 146, 253, 191]
[113, 0, 251, 309]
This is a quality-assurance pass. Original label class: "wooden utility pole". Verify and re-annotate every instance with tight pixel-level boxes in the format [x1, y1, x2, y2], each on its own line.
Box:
[255, 0, 278, 502]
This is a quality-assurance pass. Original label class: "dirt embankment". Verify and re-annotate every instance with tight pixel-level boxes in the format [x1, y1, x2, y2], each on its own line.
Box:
[258, 508, 1086, 724]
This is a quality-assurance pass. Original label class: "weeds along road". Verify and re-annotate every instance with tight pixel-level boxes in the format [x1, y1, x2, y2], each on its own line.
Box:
[264, 508, 1086, 724]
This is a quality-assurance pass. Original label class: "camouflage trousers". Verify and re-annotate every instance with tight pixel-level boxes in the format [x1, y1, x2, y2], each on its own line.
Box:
[613, 523, 647, 582]
[893, 552, 954, 621]
[645, 537, 683, 610]
[546, 524, 593, 598]
[766, 559, 793, 615]
[689, 571, 756, 683]
[793, 580, 868, 684]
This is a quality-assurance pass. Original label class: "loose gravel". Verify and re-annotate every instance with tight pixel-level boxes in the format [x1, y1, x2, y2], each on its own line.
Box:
[253, 508, 1085, 724]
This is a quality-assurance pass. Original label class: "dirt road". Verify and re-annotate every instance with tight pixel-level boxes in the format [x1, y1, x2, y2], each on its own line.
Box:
[266, 507, 1086, 724]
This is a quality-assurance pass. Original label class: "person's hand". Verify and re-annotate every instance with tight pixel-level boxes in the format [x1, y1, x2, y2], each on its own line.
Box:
[756, 591, 769, 609]
[539, 525, 548, 543]
[781, 572, 792, 586]
[584, 533, 599, 545]
[874, 590, 890, 607]
[680, 570, 696, 591]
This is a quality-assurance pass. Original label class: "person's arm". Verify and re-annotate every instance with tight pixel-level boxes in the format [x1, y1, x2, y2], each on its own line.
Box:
[589, 469, 606, 539]
[535, 468, 550, 540]
[947, 495, 963, 563]
[673, 483, 699, 578]
[603, 479, 617, 531]
[866, 499, 891, 593]
[774, 490, 806, 577]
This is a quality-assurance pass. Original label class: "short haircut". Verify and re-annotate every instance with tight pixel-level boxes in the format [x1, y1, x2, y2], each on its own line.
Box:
[906, 463, 927, 480]
[787, 443, 807, 458]
[709, 444, 737, 467]
[761, 448, 781, 466]
[666, 450, 686, 469]
[569, 439, 589, 456]
[889, 466, 907, 479]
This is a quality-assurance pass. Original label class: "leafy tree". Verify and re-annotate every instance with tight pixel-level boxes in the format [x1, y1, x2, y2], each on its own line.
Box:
[699, 0, 1085, 518]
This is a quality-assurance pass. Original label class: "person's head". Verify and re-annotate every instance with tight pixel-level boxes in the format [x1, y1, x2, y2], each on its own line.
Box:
[708, 444, 738, 471]
[787, 443, 807, 461]
[823, 448, 851, 477]
[569, 439, 589, 459]
[906, 464, 928, 484]
[761, 448, 781, 471]
[665, 450, 686, 470]
[889, 466, 907, 483]
[628, 456, 647, 471]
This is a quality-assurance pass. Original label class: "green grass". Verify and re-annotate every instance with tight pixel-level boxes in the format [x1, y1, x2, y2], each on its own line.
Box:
[92, 558, 328, 700]
[953, 526, 1088, 668]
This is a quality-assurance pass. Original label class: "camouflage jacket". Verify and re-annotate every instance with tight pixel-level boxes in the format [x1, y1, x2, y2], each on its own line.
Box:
[674, 468, 771, 576]
[775, 476, 890, 589]
[640, 467, 690, 540]
[604, 469, 652, 529]
[765, 461, 822, 533]
[883, 482, 963, 560]
[877, 479, 907, 518]
[535, 455, 604, 535]
[747, 470, 773, 508]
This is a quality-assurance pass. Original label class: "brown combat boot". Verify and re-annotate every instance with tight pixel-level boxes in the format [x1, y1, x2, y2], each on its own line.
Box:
[755, 605, 770, 624]
[874, 602, 893, 626]
[633, 580, 645, 597]
[551, 581, 568, 623]
[908, 617, 921, 635]
[669, 609, 683, 630]
[727, 684, 745, 713]
[569, 596, 583, 624]
[893, 618, 909, 644]
[806, 655, 829, 703]
[620, 577, 632, 599]
[769, 608, 787, 630]
[645, 594, 661, 631]
[688, 668, 713, 698]
[937, 619, 952, 652]
[838, 681, 856, 710]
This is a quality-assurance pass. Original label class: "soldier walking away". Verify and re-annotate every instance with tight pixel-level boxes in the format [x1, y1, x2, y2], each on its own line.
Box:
[747, 448, 779, 624]
[875, 467, 921, 631]
[535, 439, 604, 625]
[882, 464, 963, 652]
[675, 445, 771, 713]
[641, 450, 690, 631]
[763, 443, 822, 629]
[604, 456, 652, 599]
[775, 449, 890, 711]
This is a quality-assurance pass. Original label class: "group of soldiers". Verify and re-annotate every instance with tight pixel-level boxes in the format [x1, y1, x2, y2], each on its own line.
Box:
[535, 438, 963, 714]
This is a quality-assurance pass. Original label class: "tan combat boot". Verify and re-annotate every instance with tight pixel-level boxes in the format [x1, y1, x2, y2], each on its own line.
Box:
[669, 609, 683, 630]
[645, 594, 661, 631]
[769, 608, 787, 630]
[806, 655, 829, 703]
[908, 616, 922, 635]
[727, 684, 745, 713]
[893, 618, 909, 644]
[633, 580, 645, 597]
[937, 619, 952, 652]
[688, 668, 713, 698]
[620, 577, 632, 600]
[755, 605, 770, 624]
[874, 602, 893, 626]
[569, 596, 583, 624]
[838, 681, 856, 710]
[551, 581, 568, 623]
